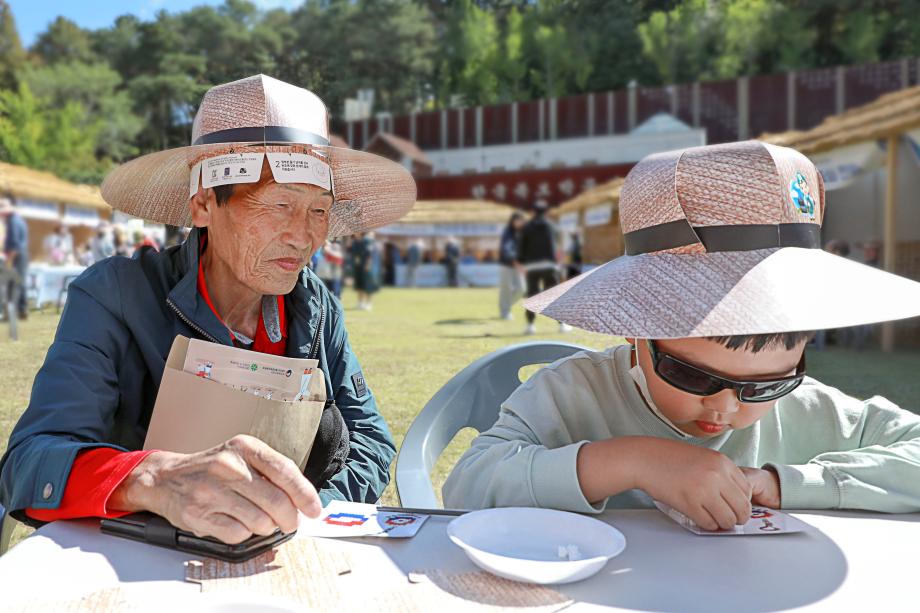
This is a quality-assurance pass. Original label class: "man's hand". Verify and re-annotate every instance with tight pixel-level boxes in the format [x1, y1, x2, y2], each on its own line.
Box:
[110, 435, 322, 544]
[740, 467, 781, 509]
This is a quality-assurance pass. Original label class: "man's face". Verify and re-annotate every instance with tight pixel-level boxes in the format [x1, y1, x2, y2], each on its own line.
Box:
[190, 159, 333, 295]
[637, 337, 806, 438]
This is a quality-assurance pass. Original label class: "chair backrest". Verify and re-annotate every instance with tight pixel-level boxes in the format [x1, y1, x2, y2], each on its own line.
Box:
[0, 503, 14, 556]
[395, 341, 588, 508]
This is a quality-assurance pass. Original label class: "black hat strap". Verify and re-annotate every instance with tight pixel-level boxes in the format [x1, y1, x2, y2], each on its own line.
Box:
[624, 219, 821, 255]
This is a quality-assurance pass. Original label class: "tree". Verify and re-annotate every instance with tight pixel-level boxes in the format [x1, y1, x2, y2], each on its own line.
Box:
[0, 1, 25, 89]
[31, 16, 98, 65]
[20, 61, 143, 162]
[0, 83, 101, 182]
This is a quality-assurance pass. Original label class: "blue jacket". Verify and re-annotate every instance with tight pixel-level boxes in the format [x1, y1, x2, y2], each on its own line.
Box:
[0, 228, 395, 524]
[3, 212, 29, 269]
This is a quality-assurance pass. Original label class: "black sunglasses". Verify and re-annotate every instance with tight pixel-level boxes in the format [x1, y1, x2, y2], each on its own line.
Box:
[644, 339, 806, 403]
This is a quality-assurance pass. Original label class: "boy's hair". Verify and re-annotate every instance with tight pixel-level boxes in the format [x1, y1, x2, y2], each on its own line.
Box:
[708, 331, 815, 353]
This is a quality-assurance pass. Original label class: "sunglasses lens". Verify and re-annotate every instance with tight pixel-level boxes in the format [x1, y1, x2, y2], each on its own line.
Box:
[658, 356, 723, 395]
[740, 378, 802, 402]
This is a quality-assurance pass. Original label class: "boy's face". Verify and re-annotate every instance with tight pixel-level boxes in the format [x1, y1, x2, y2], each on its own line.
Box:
[637, 337, 807, 438]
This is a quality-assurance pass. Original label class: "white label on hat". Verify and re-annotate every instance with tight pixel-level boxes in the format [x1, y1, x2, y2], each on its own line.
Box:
[201, 153, 265, 189]
[266, 153, 332, 191]
[189, 161, 202, 198]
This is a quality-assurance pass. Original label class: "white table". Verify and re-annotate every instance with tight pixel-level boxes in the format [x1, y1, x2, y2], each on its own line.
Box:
[28, 264, 86, 308]
[1, 509, 917, 612]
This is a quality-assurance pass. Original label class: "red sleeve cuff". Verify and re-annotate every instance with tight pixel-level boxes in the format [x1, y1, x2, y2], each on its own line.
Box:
[25, 448, 155, 522]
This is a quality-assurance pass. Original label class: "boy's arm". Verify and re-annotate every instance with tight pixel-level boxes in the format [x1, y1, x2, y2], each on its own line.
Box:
[441, 405, 606, 513]
[767, 384, 920, 512]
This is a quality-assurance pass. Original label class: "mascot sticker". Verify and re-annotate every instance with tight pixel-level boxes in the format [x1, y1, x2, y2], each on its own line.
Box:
[789, 171, 816, 219]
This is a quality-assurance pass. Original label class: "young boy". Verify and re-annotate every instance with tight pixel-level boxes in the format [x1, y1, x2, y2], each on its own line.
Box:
[442, 141, 920, 531]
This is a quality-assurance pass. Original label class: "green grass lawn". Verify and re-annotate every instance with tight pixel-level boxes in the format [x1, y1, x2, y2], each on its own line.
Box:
[2, 288, 919, 546]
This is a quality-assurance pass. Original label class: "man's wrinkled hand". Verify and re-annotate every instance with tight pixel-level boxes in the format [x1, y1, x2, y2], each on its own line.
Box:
[111, 434, 322, 544]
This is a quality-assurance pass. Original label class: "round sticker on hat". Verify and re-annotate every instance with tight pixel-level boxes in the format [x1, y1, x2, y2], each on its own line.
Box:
[789, 171, 816, 219]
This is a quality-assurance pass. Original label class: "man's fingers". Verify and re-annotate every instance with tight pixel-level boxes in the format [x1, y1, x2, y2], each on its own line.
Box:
[222, 491, 279, 537]
[233, 473, 301, 534]
[201, 513, 253, 545]
[238, 438, 322, 518]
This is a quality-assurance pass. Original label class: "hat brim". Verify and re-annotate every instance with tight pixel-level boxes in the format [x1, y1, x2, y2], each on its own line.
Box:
[524, 248, 920, 338]
[100, 143, 416, 237]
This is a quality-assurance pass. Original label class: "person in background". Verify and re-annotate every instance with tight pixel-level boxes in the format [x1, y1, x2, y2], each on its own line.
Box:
[1, 195, 29, 320]
[352, 232, 381, 310]
[316, 239, 345, 298]
[113, 226, 131, 256]
[133, 230, 158, 254]
[566, 232, 583, 280]
[90, 222, 116, 263]
[498, 211, 526, 320]
[444, 236, 461, 287]
[44, 224, 74, 265]
[406, 239, 423, 288]
[383, 242, 400, 286]
[517, 200, 569, 335]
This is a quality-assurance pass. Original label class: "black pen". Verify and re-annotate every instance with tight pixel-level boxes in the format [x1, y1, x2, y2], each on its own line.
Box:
[376, 506, 468, 517]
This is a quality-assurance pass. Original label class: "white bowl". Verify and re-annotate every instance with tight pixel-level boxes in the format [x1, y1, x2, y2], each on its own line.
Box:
[447, 507, 626, 585]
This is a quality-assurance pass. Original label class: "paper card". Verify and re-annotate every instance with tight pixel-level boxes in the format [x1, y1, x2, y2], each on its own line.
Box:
[266, 152, 332, 190]
[182, 338, 319, 402]
[201, 153, 265, 189]
[654, 501, 808, 535]
[300, 501, 429, 539]
[189, 161, 202, 198]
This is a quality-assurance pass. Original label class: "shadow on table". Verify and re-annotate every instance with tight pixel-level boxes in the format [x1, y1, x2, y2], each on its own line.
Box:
[378, 512, 848, 613]
[560, 512, 848, 613]
[47, 520, 189, 584]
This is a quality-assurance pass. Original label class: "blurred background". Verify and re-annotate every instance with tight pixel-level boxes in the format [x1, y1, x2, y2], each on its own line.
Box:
[1, 0, 920, 508]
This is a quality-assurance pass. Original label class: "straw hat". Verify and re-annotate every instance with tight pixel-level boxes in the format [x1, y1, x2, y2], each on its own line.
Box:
[101, 75, 416, 237]
[525, 140, 920, 338]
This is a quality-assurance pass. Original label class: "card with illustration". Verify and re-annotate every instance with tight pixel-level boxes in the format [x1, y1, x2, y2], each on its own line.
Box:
[654, 501, 809, 535]
[300, 501, 430, 539]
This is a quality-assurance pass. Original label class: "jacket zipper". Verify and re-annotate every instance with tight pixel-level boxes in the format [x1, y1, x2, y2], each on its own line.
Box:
[167, 298, 219, 343]
[309, 304, 325, 360]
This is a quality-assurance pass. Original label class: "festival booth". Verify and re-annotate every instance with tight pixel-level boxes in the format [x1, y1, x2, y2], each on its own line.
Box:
[375, 199, 519, 287]
[0, 162, 115, 308]
[762, 85, 920, 349]
[552, 178, 625, 267]
[0, 162, 112, 263]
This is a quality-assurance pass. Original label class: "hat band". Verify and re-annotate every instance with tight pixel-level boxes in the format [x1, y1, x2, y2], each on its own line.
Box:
[193, 126, 330, 147]
[624, 220, 820, 255]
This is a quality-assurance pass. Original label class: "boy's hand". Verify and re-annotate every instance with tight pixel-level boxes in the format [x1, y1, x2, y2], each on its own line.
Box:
[740, 467, 781, 509]
[632, 438, 753, 531]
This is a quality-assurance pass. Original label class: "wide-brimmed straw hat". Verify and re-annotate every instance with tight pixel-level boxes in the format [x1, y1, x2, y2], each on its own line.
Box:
[525, 140, 920, 338]
[101, 74, 416, 237]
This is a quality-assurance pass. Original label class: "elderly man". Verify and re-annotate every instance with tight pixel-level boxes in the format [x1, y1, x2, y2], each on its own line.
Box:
[0, 75, 416, 544]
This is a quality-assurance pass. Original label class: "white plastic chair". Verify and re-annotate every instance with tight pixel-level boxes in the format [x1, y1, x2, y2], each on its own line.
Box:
[395, 341, 588, 508]
[0, 503, 15, 556]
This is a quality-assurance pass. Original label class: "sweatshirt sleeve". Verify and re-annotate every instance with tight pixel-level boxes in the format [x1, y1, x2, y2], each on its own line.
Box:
[442, 364, 604, 514]
[766, 382, 920, 513]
